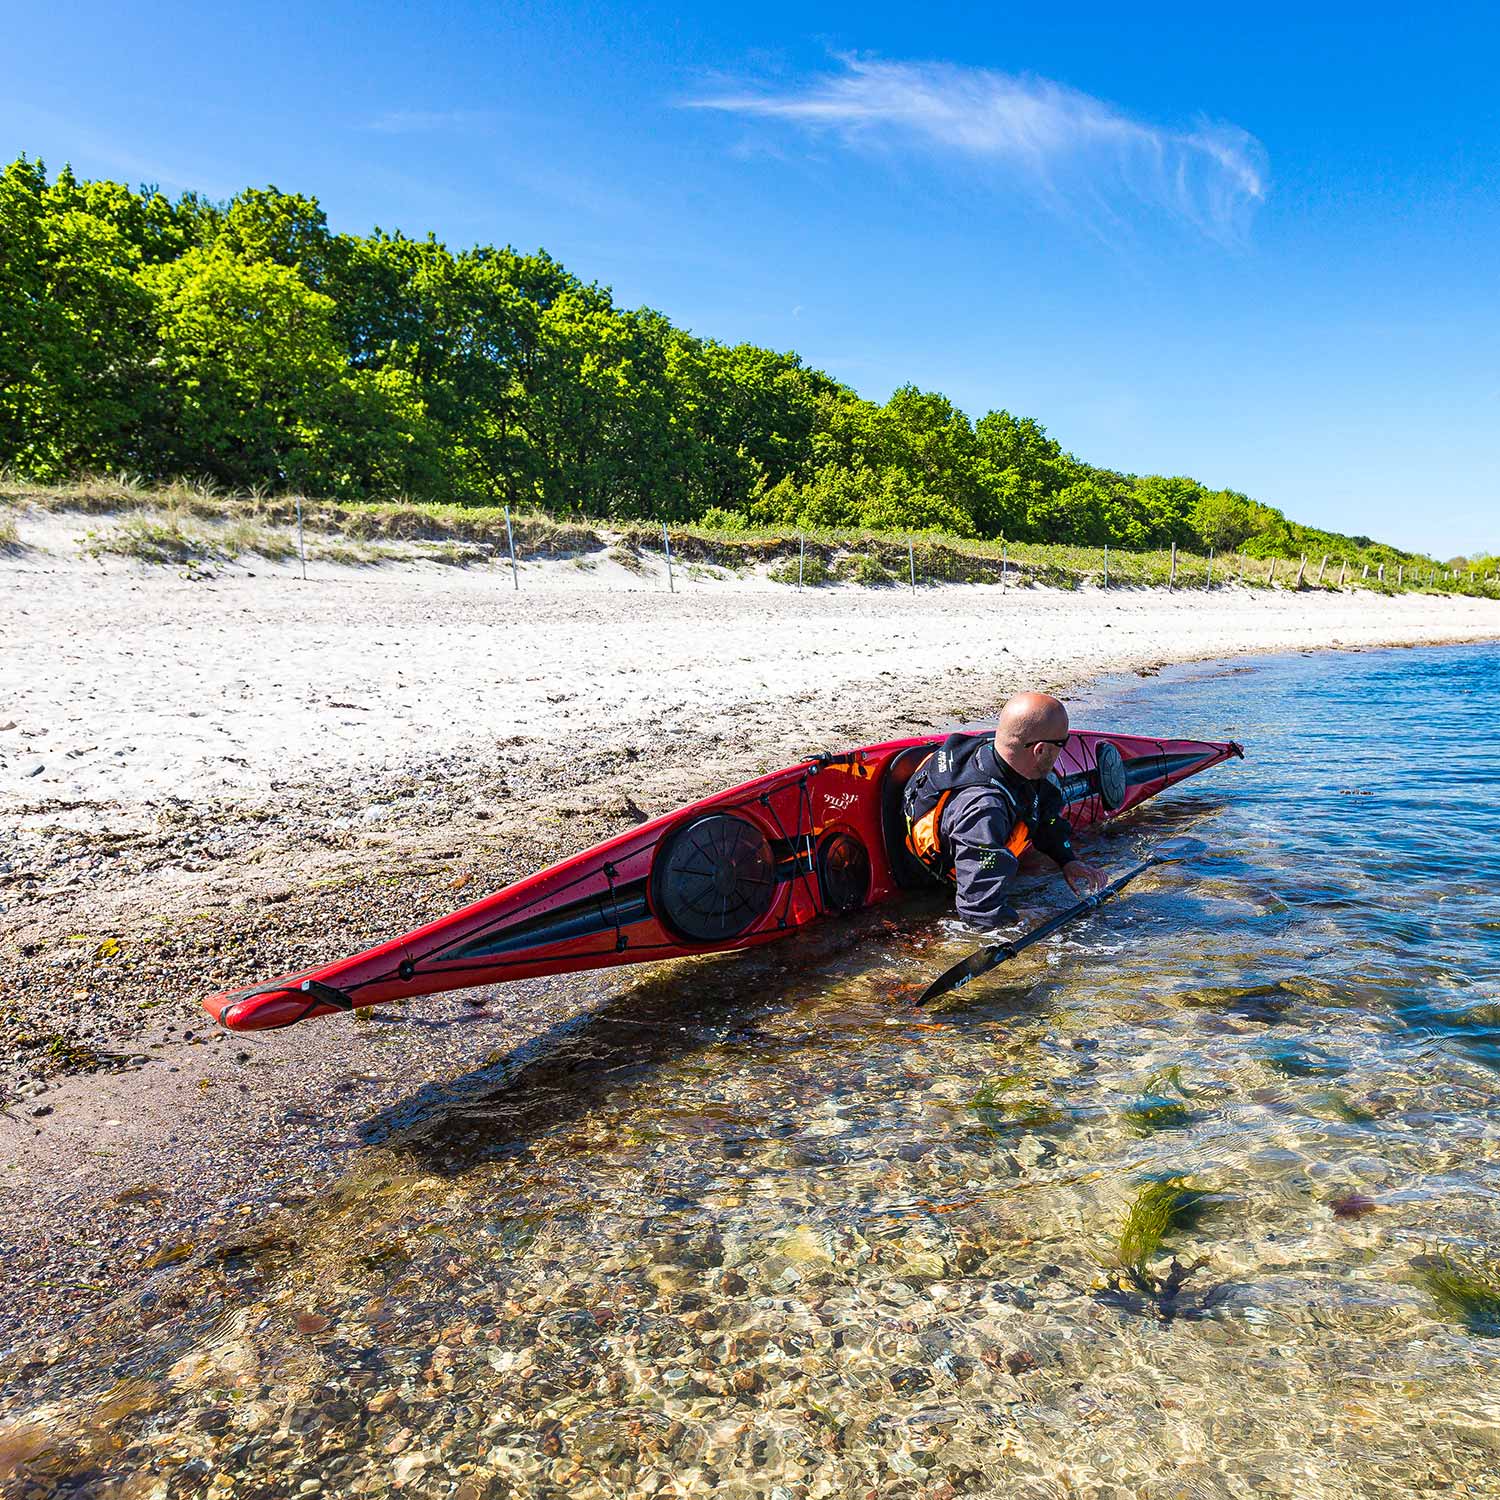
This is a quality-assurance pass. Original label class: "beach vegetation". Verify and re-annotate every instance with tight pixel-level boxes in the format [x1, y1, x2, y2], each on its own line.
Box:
[0, 156, 1480, 582]
[768, 552, 834, 586]
[79, 516, 227, 567]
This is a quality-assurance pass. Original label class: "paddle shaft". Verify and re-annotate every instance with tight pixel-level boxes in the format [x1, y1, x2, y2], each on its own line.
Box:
[915, 853, 1165, 1006]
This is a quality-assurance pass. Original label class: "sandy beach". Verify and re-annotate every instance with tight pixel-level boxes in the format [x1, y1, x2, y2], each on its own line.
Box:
[3, 508, 1498, 1354]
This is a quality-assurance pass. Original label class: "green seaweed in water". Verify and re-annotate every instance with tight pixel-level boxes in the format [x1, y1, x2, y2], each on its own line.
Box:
[968, 1076, 1067, 1129]
[968, 1075, 1029, 1109]
[1306, 1089, 1379, 1125]
[1263, 1041, 1350, 1078]
[1412, 1247, 1500, 1336]
[1115, 1179, 1213, 1270]
[1124, 1093, 1193, 1134]
[1123, 1065, 1220, 1134]
[1101, 1178, 1226, 1321]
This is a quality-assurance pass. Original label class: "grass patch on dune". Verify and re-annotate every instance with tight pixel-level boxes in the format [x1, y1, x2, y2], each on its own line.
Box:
[79, 516, 228, 567]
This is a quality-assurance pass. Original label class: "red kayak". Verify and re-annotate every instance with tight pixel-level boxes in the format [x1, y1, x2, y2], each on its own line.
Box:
[203, 729, 1242, 1031]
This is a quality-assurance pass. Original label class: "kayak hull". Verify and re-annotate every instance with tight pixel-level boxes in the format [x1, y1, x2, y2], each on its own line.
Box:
[204, 729, 1242, 1031]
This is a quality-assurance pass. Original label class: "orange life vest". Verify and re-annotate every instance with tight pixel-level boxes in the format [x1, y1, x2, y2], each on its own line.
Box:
[902, 733, 1032, 882]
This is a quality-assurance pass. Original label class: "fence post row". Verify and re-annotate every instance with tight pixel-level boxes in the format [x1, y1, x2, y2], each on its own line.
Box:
[504, 503, 519, 590]
[663, 521, 674, 593]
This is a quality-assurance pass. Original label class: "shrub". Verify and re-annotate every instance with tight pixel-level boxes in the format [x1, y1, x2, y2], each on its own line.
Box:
[768, 551, 833, 585]
[696, 506, 748, 533]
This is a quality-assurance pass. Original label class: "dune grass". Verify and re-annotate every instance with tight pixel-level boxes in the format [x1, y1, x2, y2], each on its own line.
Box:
[6, 475, 1496, 597]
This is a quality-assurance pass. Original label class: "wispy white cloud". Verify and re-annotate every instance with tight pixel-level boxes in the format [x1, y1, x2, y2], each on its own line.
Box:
[364, 108, 497, 135]
[686, 55, 1267, 243]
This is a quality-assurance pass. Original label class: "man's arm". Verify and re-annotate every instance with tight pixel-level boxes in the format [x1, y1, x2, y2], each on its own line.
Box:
[1033, 785, 1103, 894]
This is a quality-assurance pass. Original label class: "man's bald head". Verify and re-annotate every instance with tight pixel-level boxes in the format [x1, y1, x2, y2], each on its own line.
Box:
[994, 692, 1070, 780]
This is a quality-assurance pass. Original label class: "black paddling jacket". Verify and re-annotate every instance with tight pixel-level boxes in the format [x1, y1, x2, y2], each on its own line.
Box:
[902, 733, 1078, 928]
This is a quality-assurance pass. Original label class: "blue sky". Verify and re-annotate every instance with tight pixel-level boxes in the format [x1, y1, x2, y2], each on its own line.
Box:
[7, 0, 1497, 554]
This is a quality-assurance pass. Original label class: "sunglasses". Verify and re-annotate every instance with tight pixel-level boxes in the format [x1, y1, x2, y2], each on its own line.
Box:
[1028, 737, 1068, 749]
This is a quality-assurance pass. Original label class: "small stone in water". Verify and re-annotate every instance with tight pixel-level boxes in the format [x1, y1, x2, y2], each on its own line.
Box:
[296, 1313, 332, 1334]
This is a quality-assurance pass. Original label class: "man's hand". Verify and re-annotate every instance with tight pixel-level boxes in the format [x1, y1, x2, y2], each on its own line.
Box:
[1062, 859, 1105, 896]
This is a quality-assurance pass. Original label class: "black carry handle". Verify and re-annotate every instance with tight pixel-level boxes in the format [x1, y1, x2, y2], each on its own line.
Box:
[913, 838, 1203, 1007]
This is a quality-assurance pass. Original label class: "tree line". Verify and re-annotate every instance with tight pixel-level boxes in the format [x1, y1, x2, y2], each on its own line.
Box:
[0, 156, 1438, 565]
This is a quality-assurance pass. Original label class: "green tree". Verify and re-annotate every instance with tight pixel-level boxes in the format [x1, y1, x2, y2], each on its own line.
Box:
[0, 157, 160, 477]
[138, 247, 345, 488]
[1132, 475, 1205, 547]
[1189, 488, 1260, 551]
[1026, 478, 1114, 545]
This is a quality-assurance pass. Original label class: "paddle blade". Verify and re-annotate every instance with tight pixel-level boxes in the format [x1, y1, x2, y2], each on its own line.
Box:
[915, 940, 1015, 1007]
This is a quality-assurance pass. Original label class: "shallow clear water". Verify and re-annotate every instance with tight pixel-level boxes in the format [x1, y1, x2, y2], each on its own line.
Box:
[5, 643, 1500, 1498]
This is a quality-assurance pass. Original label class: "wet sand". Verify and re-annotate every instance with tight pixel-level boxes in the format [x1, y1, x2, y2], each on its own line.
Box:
[3, 526, 1498, 1354]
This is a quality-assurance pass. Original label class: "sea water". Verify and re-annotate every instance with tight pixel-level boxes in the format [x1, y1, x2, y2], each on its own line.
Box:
[4, 643, 1499, 1498]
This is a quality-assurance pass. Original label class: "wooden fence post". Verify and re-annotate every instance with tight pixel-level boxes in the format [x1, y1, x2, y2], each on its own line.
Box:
[1267, 558, 1276, 586]
[798, 532, 805, 590]
[663, 521, 675, 593]
[1338, 559, 1346, 586]
[1102, 543, 1108, 588]
[295, 495, 307, 581]
[1001, 539, 1007, 588]
[908, 539, 916, 591]
[1397, 564, 1403, 586]
[1316, 554, 1327, 584]
[1295, 555, 1307, 588]
[1206, 547, 1214, 588]
[1169, 542, 1177, 589]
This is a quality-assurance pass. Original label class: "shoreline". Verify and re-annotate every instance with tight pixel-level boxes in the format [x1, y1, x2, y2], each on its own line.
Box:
[2, 544, 1498, 1355]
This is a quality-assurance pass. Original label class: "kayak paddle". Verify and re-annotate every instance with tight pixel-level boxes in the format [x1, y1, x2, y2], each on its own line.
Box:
[914, 837, 1204, 1007]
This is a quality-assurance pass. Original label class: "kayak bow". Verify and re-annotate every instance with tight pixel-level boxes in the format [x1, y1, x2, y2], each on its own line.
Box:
[203, 729, 1243, 1031]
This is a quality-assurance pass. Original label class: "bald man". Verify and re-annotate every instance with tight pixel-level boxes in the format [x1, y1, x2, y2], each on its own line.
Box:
[902, 692, 1105, 929]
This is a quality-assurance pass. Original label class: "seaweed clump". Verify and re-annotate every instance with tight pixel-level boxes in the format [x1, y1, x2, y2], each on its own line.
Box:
[967, 1075, 1067, 1131]
[1098, 1178, 1231, 1322]
[1122, 1065, 1212, 1135]
[1412, 1247, 1500, 1336]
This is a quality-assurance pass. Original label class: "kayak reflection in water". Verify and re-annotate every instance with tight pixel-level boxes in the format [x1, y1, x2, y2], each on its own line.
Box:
[902, 691, 1106, 929]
